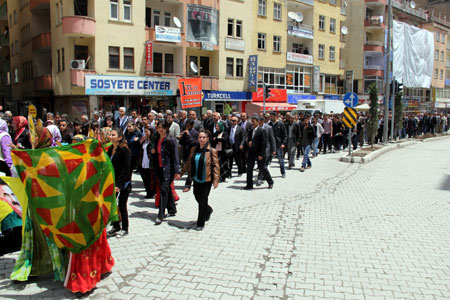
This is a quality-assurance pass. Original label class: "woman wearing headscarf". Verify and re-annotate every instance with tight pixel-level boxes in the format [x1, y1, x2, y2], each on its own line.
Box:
[212, 122, 230, 182]
[0, 119, 13, 170]
[12, 116, 31, 149]
[46, 125, 62, 147]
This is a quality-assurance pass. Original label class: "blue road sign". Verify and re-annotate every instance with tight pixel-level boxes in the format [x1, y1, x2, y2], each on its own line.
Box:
[343, 92, 359, 108]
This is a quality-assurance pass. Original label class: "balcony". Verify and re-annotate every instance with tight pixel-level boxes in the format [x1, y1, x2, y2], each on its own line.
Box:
[71, 69, 96, 88]
[365, 40, 384, 46]
[392, 0, 428, 21]
[30, 0, 50, 14]
[446, 61, 450, 68]
[146, 26, 183, 44]
[365, 0, 386, 4]
[287, 24, 313, 40]
[364, 44, 384, 53]
[62, 16, 96, 38]
[32, 32, 51, 52]
[364, 16, 385, 29]
[0, 2, 7, 20]
[34, 75, 52, 91]
[364, 65, 384, 77]
[291, 0, 314, 6]
[201, 76, 219, 90]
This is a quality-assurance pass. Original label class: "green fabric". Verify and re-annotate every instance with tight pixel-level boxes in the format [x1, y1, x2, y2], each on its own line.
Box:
[10, 210, 33, 281]
[11, 140, 118, 254]
[1, 211, 22, 232]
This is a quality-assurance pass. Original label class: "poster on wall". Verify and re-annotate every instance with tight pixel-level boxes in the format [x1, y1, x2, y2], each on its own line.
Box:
[145, 41, 153, 72]
[179, 78, 202, 108]
[186, 5, 218, 45]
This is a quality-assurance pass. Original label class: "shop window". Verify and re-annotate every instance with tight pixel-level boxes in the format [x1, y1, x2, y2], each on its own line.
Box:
[124, 47, 134, 70]
[110, 0, 118, 20]
[236, 58, 243, 77]
[123, 0, 132, 22]
[200, 56, 209, 76]
[109, 46, 120, 69]
[153, 52, 163, 73]
[164, 53, 173, 73]
[74, 0, 88, 17]
[226, 57, 234, 77]
[186, 5, 218, 45]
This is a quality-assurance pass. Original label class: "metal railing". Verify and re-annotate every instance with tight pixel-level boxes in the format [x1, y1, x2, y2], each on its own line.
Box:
[364, 64, 384, 70]
[365, 15, 384, 26]
[293, 0, 314, 6]
[365, 40, 384, 46]
[392, 0, 428, 21]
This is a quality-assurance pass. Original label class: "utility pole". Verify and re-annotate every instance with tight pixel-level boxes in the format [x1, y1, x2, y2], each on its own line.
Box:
[383, 0, 393, 144]
[390, 78, 396, 140]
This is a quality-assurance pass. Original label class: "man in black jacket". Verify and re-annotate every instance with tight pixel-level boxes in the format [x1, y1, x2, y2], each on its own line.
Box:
[243, 116, 274, 190]
[269, 112, 287, 178]
[299, 117, 315, 172]
[285, 113, 301, 169]
[228, 115, 246, 176]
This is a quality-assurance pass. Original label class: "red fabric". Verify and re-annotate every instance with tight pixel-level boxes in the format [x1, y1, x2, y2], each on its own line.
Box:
[65, 229, 114, 293]
[13, 116, 27, 143]
[155, 180, 179, 207]
[157, 137, 164, 168]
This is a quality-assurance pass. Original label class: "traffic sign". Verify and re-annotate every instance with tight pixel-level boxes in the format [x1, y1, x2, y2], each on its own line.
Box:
[342, 107, 357, 128]
[343, 92, 358, 108]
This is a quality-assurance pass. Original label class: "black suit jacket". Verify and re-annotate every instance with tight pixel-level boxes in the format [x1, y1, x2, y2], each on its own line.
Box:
[204, 118, 215, 134]
[248, 126, 267, 158]
[228, 125, 246, 148]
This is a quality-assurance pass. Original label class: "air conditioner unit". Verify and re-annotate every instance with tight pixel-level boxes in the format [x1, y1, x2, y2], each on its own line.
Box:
[70, 59, 86, 70]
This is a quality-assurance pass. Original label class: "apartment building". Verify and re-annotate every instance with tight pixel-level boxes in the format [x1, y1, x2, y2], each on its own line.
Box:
[0, 0, 12, 111]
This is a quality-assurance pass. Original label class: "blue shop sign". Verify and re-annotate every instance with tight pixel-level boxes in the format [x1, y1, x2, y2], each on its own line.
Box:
[324, 94, 341, 100]
[287, 94, 317, 104]
[203, 91, 253, 102]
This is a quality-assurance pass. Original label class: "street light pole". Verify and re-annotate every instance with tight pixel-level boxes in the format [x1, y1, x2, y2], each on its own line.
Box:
[390, 78, 396, 140]
[383, 0, 393, 144]
[263, 82, 266, 114]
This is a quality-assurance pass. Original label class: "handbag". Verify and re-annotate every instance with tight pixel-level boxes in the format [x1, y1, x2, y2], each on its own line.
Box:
[224, 148, 234, 157]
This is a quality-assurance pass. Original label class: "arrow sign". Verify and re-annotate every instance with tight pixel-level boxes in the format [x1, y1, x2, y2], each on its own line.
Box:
[343, 92, 359, 108]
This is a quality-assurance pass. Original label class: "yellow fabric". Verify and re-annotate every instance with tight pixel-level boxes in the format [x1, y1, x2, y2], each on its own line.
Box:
[1, 177, 28, 236]
[0, 200, 13, 223]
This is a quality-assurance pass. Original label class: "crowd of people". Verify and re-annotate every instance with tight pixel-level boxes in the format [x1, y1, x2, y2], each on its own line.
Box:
[1, 107, 449, 243]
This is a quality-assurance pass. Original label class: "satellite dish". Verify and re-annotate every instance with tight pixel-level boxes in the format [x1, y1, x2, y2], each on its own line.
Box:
[190, 61, 198, 74]
[410, 1, 416, 8]
[288, 12, 299, 21]
[344, 0, 348, 6]
[296, 12, 304, 23]
[341, 26, 348, 35]
[173, 17, 182, 28]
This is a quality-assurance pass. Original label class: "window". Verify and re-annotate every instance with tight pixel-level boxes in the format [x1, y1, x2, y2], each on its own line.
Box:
[226, 57, 234, 77]
[164, 53, 173, 73]
[441, 51, 444, 62]
[153, 10, 160, 26]
[56, 2, 60, 24]
[9, 14, 12, 28]
[319, 44, 325, 59]
[109, 46, 120, 69]
[236, 20, 242, 38]
[200, 56, 209, 76]
[258, 0, 266, 16]
[330, 18, 336, 33]
[436, 32, 440, 42]
[258, 33, 266, 50]
[273, 35, 281, 52]
[14, 10, 17, 25]
[74, 0, 87, 16]
[15, 40, 19, 54]
[60, 1, 63, 22]
[435, 50, 439, 61]
[22, 61, 33, 81]
[441, 33, 445, 44]
[123, 0, 132, 22]
[435, 68, 438, 79]
[61, 48, 65, 71]
[189, 56, 198, 75]
[274, 3, 281, 20]
[319, 15, 325, 31]
[329, 46, 335, 60]
[153, 52, 163, 72]
[330, 0, 336, 4]
[110, 0, 118, 20]
[228, 19, 234, 36]
[440, 69, 444, 80]
[10, 43, 13, 56]
[124, 47, 134, 70]
[164, 12, 171, 26]
[236, 58, 243, 77]
[57, 50, 60, 72]
[14, 68, 19, 83]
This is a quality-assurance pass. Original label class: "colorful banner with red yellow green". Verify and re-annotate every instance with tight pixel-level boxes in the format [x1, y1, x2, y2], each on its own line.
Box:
[12, 139, 118, 254]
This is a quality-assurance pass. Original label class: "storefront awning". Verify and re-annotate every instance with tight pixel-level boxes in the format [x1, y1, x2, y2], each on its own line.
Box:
[251, 102, 297, 111]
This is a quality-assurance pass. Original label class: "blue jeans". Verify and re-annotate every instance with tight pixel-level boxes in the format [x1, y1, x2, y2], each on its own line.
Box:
[302, 145, 311, 168]
[275, 147, 286, 175]
[312, 138, 320, 156]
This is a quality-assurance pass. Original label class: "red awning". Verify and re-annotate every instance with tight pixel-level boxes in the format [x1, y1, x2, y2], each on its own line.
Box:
[251, 102, 297, 111]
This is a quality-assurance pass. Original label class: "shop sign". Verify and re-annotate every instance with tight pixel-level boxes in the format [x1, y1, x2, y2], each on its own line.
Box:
[248, 55, 258, 92]
[287, 94, 316, 104]
[286, 52, 313, 65]
[145, 41, 152, 72]
[201, 42, 214, 51]
[287, 25, 313, 39]
[179, 78, 202, 108]
[85, 75, 177, 96]
[324, 95, 341, 100]
[252, 88, 287, 102]
[155, 26, 181, 43]
[225, 37, 245, 51]
[203, 91, 252, 102]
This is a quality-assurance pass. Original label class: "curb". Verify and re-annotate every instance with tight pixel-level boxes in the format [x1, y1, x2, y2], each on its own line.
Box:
[340, 134, 450, 164]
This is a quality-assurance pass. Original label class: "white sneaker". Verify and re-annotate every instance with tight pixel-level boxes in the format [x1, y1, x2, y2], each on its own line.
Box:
[116, 230, 128, 238]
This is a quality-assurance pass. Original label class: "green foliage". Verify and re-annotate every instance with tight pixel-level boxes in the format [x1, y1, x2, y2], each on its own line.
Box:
[394, 92, 404, 130]
[367, 83, 379, 146]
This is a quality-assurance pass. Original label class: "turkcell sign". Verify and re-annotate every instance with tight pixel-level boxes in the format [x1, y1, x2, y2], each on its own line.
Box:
[203, 91, 252, 102]
[85, 75, 177, 96]
[155, 26, 181, 43]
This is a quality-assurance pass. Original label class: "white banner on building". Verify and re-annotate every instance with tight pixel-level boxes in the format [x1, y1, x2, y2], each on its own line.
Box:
[225, 37, 245, 51]
[286, 52, 313, 64]
[393, 20, 434, 88]
[155, 26, 181, 43]
[85, 75, 177, 96]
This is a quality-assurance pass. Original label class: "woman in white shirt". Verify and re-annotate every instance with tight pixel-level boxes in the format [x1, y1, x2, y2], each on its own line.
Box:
[138, 124, 155, 199]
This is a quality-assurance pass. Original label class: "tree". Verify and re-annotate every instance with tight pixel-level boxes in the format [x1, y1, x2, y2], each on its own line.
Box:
[367, 83, 379, 148]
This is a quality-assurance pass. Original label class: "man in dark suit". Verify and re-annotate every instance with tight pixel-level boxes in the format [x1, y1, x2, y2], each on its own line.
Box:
[256, 116, 276, 186]
[228, 115, 247, 176]
[243, 116, 274, 190]
[115, 106, 130, 134]
[203, 110, 215, 134]
[239, 112, 253, 172]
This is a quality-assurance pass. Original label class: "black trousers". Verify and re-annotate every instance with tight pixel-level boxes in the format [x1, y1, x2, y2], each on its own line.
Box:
[0, 227, 22, 256]
[158, 173, 177, 219]
[322, 134, 332, 153]
[193, 181, 213, 227]
[139, 167, 154, 196]
[113, 185, 131, 231]
[246, 154, 273, 188]
[229, 145, 244, 175]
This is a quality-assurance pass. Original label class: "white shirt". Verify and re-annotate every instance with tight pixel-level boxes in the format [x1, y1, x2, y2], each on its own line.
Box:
[142, 140, 150, 169]
[230, 126, 236, 144]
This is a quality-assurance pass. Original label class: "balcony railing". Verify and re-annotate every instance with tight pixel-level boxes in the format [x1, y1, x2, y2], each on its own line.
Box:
[287, 24, 313, 39]
[62, 16, 96, 38]
[392, 0, 428, 21]
[365, 16, 385, 27]
[365, 40, 384, 46]
[365, 0, 386, 4]
[293, 0, 314, 6]
[71, 69, 96, 88]
[146, 26, 183, 43]
[364, 64, 384, 70]
[34, 75, 52, 91]
[30, 0, 50, 14]
[0, 35, 8, 47]
[201, 76, 219, 90]
[32, 32, 51, 52]
[286, 52, 313, 64]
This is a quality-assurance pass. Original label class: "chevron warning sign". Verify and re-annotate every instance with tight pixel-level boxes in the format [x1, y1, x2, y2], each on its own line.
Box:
[342, 107, 357, 128]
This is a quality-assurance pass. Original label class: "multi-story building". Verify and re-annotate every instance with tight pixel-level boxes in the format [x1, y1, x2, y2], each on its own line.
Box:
[0, 0, 12, 111]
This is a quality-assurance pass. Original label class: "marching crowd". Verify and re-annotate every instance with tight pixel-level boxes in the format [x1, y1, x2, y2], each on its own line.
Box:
[1, 107, 449, 242]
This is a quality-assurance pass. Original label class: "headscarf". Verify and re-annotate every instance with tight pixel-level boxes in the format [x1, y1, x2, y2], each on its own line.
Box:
[98, 127, 112, 145]
[0, 119, 9, 133]
[13, 116, 27, 143]
[32, 126, 53, 149]
[46, 125, 62, 147]
[72, 134, 86, 143]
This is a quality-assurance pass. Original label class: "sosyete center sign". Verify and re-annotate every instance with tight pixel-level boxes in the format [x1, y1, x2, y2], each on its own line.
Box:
[85, 75, 177, 96]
